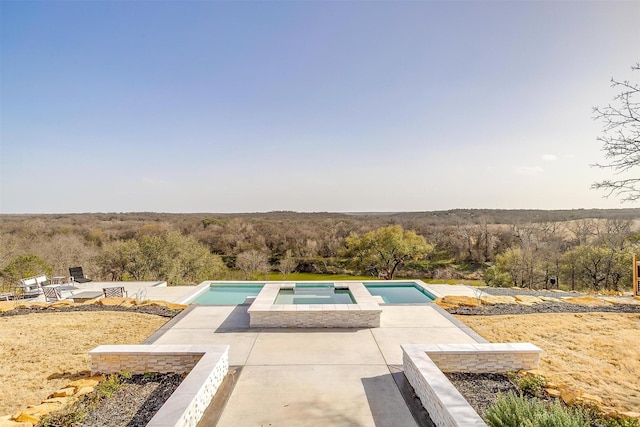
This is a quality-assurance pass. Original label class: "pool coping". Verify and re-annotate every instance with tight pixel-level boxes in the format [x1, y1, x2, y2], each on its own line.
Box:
[181, 279, 443, 305]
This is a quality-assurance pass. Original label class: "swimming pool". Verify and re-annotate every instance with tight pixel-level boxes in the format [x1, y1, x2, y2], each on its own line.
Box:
[189, 281, 435, 305]
[275, 287, 355, 304]
[365, 283, 435, 303]
[192, 284, 264, 305]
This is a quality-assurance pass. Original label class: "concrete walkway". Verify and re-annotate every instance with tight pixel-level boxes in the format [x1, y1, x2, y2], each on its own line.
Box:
[148, 304, 480, 426]
[52, 281, 198, 303]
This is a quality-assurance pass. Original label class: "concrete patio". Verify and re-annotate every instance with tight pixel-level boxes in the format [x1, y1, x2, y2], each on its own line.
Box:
[29, 281, 200, 304]
[146, 302, 483, 426]
[33, 280, 486, 307]
[14, 280, 496, 425]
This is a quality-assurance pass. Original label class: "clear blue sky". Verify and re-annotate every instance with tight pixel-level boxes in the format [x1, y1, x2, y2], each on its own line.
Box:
[1, 1, 639, 213]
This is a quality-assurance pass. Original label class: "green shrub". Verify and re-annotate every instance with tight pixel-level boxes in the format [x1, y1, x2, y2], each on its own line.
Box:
[2, 254, 52, 284]
[485, 392, 591, 427]
[601, 416, 640, 427]
[483, 266, 512, 287]
[585, 409, 640, 427]
[509, 372, 547, 397]
[95, 374, 123, 399]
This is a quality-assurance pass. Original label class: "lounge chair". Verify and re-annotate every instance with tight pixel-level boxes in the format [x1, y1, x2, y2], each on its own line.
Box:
[34, 274, 50, 287]
[42, 286, 70, 303]
[103, 287, 128, 298]
[17, 277, 43, 297]
[69, 267, 92, 283]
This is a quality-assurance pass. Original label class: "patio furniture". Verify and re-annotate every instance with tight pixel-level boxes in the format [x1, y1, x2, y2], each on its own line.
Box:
[69, 266, 92, 283]
[34, 274, 50, 287]
[16, 277, 43, 298]
[42, 286, 70, 303]
[103, 287, 128, 298]
[72, 290, 103, 303]
[51, 276, 67, 285]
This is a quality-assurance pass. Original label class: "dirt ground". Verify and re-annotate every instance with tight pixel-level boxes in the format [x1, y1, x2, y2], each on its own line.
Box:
[0, 312, 168, 416]
[457, 312, 640, 413]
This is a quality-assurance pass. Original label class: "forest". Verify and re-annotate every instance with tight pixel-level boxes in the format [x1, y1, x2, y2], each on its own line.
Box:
[1, 208, 639, 293]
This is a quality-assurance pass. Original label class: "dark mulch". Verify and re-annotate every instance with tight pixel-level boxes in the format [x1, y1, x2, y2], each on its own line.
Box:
[447, 301, 640, 316]
[445, 372, 519, 418]
[80, 373, 185, 427]
[0, 304, 182, 318]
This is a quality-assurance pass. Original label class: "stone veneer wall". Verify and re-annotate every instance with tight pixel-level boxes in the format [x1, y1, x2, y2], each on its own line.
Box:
[402, 343, 542, 427]
[425, 343, 542, 373]
[248, 282, 382, 328]
[89, 345, 229, 427]
[90, 350, 201, 374]
[249, 308, 381, 328]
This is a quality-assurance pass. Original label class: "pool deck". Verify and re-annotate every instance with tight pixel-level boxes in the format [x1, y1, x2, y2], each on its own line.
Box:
[30, 281, 200, 304]
[146, 302, 482, 426]
[42, 281, 483, 305]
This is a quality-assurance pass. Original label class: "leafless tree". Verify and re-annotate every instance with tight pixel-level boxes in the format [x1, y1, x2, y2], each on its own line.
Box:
[236, 250, 271, 280]
[277, 250, 297, 278]
[595, 218, 633, 249]
[566, 219, 597, 246]
[592, 63, 640, 201]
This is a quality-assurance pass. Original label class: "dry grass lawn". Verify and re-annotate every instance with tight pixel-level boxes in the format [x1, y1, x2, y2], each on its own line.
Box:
[0, 312, 168, 416]
[457, 313, 640, 412]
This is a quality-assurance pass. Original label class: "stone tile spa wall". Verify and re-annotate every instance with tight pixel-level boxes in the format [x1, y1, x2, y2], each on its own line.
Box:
[248, 283, 382, 328]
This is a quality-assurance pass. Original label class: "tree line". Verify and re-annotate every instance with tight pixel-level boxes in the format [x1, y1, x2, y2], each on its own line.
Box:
[1, 210, 639, 292]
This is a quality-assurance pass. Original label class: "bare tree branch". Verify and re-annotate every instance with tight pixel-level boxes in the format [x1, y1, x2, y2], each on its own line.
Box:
[592, 63, 640, 202]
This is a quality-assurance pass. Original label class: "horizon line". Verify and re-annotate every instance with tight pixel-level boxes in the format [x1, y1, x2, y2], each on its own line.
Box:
[2, 207, 640, 216]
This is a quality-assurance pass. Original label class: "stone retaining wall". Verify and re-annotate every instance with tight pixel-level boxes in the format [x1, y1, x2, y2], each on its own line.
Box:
[424, 343, 542, 373]
[89, 344, 229, 427]
[402, 343, 542, 427]
[90, 346, 202, 374]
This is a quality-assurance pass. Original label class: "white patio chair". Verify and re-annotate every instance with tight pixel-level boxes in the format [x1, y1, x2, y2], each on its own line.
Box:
[18, 277, 42, 297]
[42, 286, 71, 303]
[34, 274, 50, 287]
[103, 287, 128, 298]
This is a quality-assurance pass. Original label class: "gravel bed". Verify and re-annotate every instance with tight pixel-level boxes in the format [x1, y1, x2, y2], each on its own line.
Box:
[480, 287, 585, 298]
[445, 372, 518, 418]
[81, 373, 184, 427]
[0, 304, 182, 318]
[448, 301, 640, 315]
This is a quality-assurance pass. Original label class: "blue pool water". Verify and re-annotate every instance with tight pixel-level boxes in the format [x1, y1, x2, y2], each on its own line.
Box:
[365, 283, 435, 303]
[193, 284, 264, 305]
[275, 287, 354, 304]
